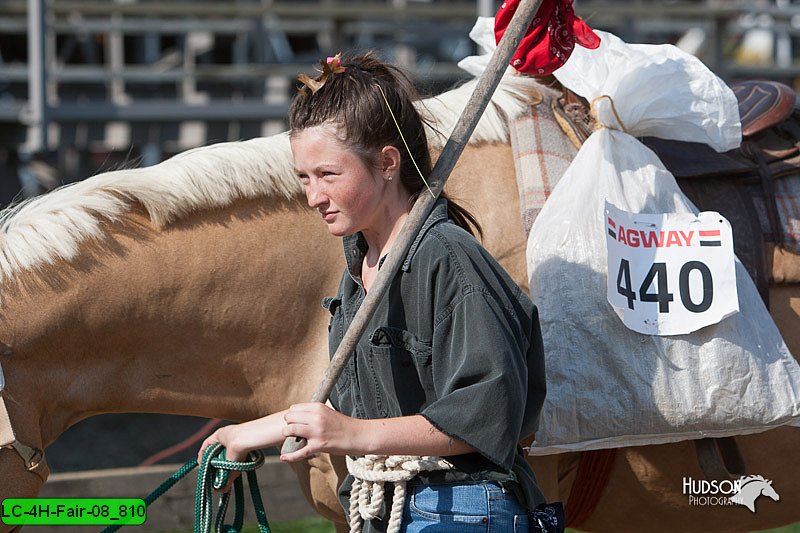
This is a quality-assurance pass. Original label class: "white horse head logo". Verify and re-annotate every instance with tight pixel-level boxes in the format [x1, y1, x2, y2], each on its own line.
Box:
[729, 475, 780, 513]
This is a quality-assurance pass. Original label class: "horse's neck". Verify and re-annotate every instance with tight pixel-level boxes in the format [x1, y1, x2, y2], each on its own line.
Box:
[1, 195, 343, 448]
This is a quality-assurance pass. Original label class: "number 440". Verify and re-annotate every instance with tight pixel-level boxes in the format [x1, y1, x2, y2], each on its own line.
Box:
[616, 259, 713, 313]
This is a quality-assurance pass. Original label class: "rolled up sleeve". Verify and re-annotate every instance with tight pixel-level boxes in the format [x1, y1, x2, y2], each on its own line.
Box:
[420, 288, 544, 472]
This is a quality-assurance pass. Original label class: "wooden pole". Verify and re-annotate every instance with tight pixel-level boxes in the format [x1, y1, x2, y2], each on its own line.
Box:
[282, 0, 544, 454]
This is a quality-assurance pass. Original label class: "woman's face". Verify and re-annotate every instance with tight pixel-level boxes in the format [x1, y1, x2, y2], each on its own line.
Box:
[291, 124, 399, 237]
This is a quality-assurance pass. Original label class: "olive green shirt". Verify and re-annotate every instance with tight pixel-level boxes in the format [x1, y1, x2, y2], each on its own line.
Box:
[324, 199, 548, 529]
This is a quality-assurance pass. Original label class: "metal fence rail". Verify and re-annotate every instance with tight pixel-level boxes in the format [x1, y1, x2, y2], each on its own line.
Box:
[1, 0, 799, 195]
[1, 0, 486, 166]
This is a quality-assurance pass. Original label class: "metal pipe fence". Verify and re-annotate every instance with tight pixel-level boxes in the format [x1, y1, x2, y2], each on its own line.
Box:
[1, 0, 799, 196]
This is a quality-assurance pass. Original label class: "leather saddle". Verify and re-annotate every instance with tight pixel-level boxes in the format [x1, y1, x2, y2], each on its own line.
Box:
[736, 80, 797, 137]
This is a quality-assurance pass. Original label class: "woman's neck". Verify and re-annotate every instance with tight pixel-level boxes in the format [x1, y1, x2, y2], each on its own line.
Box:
[361, 192, 412, 268]
[362, 209, 409, 266]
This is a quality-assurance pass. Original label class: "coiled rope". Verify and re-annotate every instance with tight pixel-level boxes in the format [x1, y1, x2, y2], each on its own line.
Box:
[346, 454, 453, 533]
[100, 442, 270, 533]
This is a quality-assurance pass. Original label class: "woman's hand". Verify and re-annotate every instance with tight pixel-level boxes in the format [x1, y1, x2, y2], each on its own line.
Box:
[196, 411, 288, 492]
[280, 402, 364, 462]
[197, 425, 252, 463]
[197, 425, 249, 493]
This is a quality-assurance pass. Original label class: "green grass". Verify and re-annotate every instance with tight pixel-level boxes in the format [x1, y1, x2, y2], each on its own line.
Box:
[263, 517, 334, 533]
[262, 517, 334, 533]
[162, 517, 335, 533]
[757, 525, 800, 533]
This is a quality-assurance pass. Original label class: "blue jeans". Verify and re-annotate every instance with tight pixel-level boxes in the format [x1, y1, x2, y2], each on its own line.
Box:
[401, 481, 529, 532]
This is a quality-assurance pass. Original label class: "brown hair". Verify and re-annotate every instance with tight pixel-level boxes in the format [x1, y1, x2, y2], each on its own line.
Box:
[288, 52, 482, 238]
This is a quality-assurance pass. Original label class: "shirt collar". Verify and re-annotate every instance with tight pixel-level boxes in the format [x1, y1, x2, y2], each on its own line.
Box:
[342, 197, 449, 283]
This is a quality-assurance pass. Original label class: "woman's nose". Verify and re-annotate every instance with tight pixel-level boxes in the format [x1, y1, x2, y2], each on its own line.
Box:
[305, 182, 327, 208]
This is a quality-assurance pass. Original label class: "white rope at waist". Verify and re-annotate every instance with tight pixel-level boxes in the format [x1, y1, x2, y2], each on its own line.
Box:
[346, 454, 454, 533]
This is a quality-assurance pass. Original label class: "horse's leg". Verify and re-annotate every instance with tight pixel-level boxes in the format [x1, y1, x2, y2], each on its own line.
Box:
[287, 453, 348, 527]
[327, 454, 350, 532]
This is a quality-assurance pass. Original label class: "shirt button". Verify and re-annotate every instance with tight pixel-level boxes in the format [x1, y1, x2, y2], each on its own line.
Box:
[481, 517, 488, 523]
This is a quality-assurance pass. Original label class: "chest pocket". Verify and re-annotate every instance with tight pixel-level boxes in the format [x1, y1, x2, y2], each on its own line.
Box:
[367, 326, 434, 417]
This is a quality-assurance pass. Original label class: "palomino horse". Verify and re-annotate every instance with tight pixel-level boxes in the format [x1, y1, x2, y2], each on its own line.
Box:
[0, 74, 798, 533]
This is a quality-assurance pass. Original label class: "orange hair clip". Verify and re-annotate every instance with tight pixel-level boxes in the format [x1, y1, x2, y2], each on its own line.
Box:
[298, 52, 347, 94]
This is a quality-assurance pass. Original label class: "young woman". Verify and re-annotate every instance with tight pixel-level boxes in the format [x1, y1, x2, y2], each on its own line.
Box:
[199, 52, 560, 533]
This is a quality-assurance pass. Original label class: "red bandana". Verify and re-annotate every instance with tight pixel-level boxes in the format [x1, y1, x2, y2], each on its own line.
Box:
[495, 0, 600, 76]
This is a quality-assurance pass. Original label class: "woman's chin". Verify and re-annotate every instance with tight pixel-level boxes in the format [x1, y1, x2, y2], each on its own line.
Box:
[326, 224, 352, 237]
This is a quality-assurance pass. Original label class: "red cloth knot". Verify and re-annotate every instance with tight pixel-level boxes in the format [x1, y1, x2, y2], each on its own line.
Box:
[495, 0, 600, 76]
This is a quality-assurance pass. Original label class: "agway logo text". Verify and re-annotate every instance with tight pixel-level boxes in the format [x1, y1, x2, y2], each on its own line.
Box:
[607, 216, 723, 249]
[682, 475, 780, 512]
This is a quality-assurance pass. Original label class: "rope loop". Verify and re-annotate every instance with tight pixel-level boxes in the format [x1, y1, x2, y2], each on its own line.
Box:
[346, 454, 453, 533]
[99, 442, 270, 533]
[195, 443, 270, 533]
[590, 95, 629, 133]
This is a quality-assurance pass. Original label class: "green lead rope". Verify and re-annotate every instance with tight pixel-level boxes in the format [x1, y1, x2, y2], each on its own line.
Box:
[100, 442, 271, 533]
[195, 443, 270, 533]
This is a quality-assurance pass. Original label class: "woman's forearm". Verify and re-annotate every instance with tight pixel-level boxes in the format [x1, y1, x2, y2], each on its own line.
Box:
[353, 414, 475, 457]
[274, 403, 477, 462]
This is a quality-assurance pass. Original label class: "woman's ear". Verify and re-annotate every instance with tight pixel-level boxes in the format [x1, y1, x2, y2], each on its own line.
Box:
[380, 145, 402, 178]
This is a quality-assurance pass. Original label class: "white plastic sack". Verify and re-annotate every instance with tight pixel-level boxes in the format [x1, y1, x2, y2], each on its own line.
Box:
[457, 17, 513, 78]
[526, 31, 800, 454]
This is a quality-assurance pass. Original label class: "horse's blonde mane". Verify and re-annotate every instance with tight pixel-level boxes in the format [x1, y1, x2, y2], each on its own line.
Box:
[0, 74, 541, 280]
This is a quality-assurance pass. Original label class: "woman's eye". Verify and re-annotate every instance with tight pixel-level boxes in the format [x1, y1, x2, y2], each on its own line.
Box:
[297, 174, 309, 184]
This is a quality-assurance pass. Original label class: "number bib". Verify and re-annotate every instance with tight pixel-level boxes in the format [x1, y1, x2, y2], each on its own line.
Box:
[605, 201, 738, 335]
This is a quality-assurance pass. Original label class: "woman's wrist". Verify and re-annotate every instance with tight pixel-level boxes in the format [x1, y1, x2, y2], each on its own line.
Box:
[349, 417, 378, 455]
[213, 424, 253, 461]
[229, 411, 288, 456]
